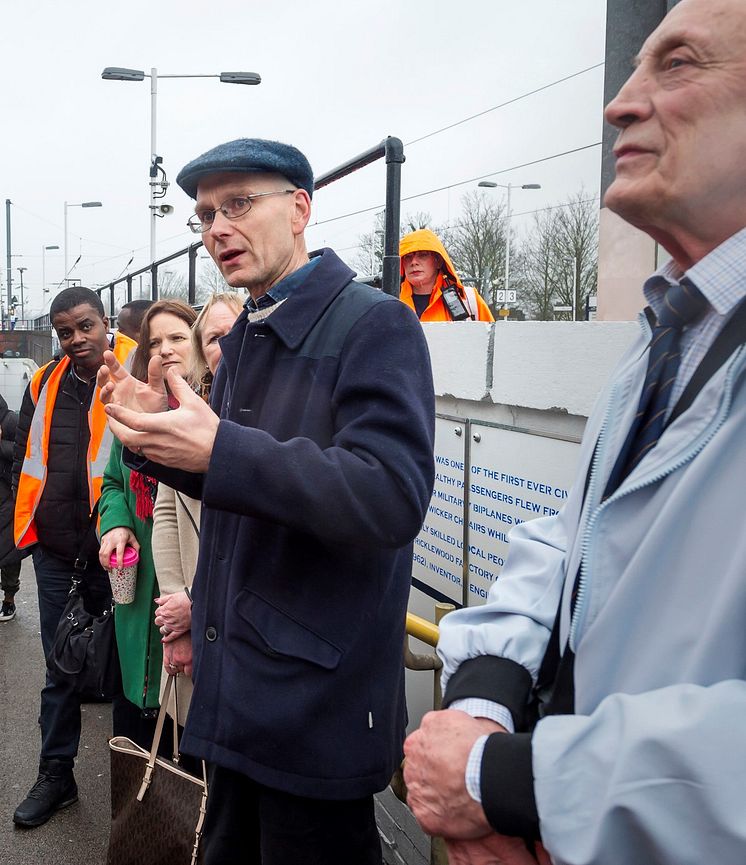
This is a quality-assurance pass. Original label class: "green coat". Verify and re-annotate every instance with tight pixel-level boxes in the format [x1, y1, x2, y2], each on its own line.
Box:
[99, 438, 162, 709]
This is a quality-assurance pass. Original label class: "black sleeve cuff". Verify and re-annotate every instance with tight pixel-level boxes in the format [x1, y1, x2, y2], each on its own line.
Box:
[481, 732, 540, 841]
[122, 449, 204, 500]
[442, 656, 533, 731]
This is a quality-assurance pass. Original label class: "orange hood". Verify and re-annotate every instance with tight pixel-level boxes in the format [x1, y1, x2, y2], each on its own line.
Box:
[399, 229, 462, 288]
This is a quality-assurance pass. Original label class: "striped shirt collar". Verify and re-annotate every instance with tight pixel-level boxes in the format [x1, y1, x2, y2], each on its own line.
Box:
[644, 226, 746, 318]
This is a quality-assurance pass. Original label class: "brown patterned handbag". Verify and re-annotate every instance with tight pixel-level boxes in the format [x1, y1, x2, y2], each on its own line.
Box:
[107, 676, 208, 865]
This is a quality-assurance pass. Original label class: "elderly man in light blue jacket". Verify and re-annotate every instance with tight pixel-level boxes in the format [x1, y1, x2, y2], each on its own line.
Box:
[404, 0, 746, 863]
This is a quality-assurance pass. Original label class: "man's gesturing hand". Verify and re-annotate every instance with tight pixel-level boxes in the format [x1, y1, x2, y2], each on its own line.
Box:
[105, 369, 219, 473]
[97, 350, 169, 414]
[404, 709, 505, 840]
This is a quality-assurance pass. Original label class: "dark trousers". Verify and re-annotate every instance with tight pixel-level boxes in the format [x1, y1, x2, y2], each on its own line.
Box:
[202, 764, 382, 865]
[33, 545, 112, 767]
[1, 560, 21, 596]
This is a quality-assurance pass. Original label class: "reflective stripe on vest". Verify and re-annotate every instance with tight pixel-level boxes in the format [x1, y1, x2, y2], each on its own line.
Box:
[14, 333, 136, 549]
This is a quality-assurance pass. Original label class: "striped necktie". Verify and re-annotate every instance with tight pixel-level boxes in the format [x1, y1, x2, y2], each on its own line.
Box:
[603, 279, 709, 498]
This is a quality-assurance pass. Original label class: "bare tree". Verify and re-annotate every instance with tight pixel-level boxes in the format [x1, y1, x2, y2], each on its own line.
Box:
[551, 191, 599, 320]
[354, 210, 434, 277]
[197, 260, 230, 303]
[157, 270, 189, 300]
[517, 191, 599, 320]
[402, 211, 433, 233]
[517, 208, 564, 321]
[445, 191, 507, 314]
[354, 211, 386, 277]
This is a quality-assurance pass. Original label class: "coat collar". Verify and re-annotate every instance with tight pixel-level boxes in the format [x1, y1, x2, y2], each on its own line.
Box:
[218, 248, 357, 375]
[263, 248, 356, 349]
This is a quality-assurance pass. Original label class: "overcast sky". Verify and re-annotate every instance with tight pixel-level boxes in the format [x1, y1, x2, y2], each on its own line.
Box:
[1, 0, 607, 314]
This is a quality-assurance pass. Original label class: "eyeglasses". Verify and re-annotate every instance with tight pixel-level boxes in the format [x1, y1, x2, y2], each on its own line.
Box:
[402, 251, 438, 264]
[187, 190, 295, 234]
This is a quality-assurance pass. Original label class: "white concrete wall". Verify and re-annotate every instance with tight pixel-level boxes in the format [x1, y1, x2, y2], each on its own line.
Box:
[422, 319, 638, 422]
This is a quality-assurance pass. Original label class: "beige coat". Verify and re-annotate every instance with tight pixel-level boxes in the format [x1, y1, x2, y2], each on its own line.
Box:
[152, 483, 201, 726]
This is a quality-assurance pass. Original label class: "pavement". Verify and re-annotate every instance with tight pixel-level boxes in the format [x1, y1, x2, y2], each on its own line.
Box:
[0, 557, 112, 865]
[0, 558, 430, 865]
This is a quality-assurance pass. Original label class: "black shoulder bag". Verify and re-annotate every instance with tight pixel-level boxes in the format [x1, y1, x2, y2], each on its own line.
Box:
[46, 503, 121, 700]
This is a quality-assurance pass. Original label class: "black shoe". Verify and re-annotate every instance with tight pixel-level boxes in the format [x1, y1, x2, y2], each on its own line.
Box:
[13, 760, 78, 828]
[0, 600, 15, 621]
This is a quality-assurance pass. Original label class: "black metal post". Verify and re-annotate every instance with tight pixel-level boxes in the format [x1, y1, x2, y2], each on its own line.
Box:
[382, 137, 404, 298]
[188, 243, 199, 305]
[314, 136, 405, 298]
[151, 262, 158, 301]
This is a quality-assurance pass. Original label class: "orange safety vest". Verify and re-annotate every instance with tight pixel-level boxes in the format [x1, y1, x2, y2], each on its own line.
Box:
[399, 274, 494, 322]
[14, 333, 136, 550]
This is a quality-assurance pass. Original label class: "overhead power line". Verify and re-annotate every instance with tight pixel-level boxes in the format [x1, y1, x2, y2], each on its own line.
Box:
[309, 141, 602, 229]
[405, 62, 605, 147]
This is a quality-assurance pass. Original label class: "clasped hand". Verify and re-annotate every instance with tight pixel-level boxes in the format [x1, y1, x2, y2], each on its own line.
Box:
[404, 710, 550, 865]
[97, 350, 218, 473]
[155, 591, 192, 642]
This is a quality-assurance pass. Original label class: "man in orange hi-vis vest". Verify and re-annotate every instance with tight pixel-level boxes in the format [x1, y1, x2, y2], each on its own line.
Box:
[11, 287, 136, 828]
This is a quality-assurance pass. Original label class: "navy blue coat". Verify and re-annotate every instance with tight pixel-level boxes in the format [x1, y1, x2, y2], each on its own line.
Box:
[142, 249, 435, 798]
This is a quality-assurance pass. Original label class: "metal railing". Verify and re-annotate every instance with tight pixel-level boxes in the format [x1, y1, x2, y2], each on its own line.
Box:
[30, 135, 405, 329]
[399, 604, 453, 865]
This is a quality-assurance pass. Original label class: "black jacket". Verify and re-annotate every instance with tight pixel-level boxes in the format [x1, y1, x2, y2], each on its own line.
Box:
[13, 364, 97, 561]
[131, 249, 435, 798]
[0, 394, 24, 567]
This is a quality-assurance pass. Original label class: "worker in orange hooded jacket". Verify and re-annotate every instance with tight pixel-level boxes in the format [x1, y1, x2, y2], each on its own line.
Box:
[399, 229, 494, 322]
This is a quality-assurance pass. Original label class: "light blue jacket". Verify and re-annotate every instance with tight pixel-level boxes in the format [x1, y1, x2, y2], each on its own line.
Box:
[438, 316, 746, 865]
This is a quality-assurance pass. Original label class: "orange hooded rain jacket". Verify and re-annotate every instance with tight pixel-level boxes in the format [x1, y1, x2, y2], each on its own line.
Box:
[399, 229, 494, 322]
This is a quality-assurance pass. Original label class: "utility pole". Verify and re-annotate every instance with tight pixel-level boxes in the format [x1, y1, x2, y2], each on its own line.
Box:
[5, 199, 11, 321]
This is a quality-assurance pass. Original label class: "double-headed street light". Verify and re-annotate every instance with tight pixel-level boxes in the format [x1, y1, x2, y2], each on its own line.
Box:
[64, 201, 102, 285]
[101, 66, 262, 264]
[478, 181, 541, 314]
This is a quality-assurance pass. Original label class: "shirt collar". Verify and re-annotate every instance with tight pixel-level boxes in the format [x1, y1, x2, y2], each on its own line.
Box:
[245, 257, 321, 312]
[644, 226, 746, 319]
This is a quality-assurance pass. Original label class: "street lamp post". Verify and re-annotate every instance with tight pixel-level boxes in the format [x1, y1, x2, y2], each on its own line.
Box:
[477, 181, 541, 316]
[101, 66, 261, 264]
[568, 256, 578, 321]
[17, 267, 26, 321]
[64, 201, 103, 285]
[42, 244, 60, 298]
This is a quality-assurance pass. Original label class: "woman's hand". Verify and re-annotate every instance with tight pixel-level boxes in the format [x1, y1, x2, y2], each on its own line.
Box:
[163, 632, 193, 677]
[99, 527, 139, 571]
[155, 591, 192, 641]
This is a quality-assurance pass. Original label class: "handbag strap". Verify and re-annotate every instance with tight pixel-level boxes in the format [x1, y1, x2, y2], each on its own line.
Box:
[175, 490, 200, 539]
[172, 677, 180, 761]
[136, 674, 209, 809]
[138, 674, 176, 801]
[72, 502, 101, 588]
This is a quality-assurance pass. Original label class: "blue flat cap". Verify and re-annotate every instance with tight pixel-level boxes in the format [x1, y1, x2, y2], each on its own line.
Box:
[176, 138, 314, 199]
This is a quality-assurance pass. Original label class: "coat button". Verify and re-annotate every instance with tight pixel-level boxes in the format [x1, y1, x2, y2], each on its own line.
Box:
[205, 626, 218, 642]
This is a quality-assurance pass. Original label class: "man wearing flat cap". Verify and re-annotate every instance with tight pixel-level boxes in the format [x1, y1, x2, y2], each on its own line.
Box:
[98, 138, 435, 864]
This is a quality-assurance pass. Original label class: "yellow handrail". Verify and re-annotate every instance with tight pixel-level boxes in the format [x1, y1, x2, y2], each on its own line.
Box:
[406, 612, 439, 648]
